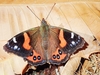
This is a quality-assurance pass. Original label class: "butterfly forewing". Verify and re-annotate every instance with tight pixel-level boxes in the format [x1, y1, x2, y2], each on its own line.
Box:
[4, 32, 32, 57]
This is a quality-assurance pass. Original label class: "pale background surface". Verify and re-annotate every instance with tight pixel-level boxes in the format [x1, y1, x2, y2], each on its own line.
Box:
[0, 0, 100, 75]
[0, 0, 100, 4]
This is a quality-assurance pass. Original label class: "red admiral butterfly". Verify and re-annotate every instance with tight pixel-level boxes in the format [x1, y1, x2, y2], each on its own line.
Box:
[3, 5, 87, 67]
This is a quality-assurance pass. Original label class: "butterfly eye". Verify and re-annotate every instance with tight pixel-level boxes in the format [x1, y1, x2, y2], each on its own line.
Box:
[30, 51, 33, 56]
[57, 54, 60, 59]
[37, 56, 41, 60]
[33, 56, 37, 60]
[53, 55, 56, 59]
[58, 49, 62, 55]
[52, 48, 64, 60]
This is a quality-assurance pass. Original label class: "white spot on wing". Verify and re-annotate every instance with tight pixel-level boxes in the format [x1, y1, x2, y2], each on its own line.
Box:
[18, 48, 20, 51]
[71, 32, 74, 39]
[71, 41, 76, 45]
[78, 36, 80, 39]
[14, 45, 18, 50]
[70, 44, 73, 47]
[13, 37, 17, 43]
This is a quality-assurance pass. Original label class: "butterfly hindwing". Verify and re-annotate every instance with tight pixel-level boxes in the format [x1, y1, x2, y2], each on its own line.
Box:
[49, 27, 86, 65]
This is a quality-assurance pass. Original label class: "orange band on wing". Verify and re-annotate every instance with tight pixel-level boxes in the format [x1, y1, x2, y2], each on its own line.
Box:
[59, 29, 67, 47]
[23, 32, 31, 50]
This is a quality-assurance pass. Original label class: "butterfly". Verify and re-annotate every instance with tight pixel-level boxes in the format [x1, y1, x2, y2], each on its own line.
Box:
[3, 18, 87, 66]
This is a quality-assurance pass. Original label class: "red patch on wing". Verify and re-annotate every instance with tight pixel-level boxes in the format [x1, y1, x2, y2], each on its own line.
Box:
[23, 32, 31, 50]
[59, 29, 67, 47]
[26, 50, 42, 63]
[52, 48, 67, 61]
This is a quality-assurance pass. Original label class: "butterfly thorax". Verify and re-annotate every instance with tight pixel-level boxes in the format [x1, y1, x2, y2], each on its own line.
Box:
[40, 18, 50, 50]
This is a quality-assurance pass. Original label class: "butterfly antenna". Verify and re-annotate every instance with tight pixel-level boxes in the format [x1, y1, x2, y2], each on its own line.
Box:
[27, 6, 41, 22]
[46, 3, 56, 20]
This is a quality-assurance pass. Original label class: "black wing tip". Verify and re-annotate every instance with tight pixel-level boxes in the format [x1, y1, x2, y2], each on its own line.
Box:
[3, 44, 10, 53]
